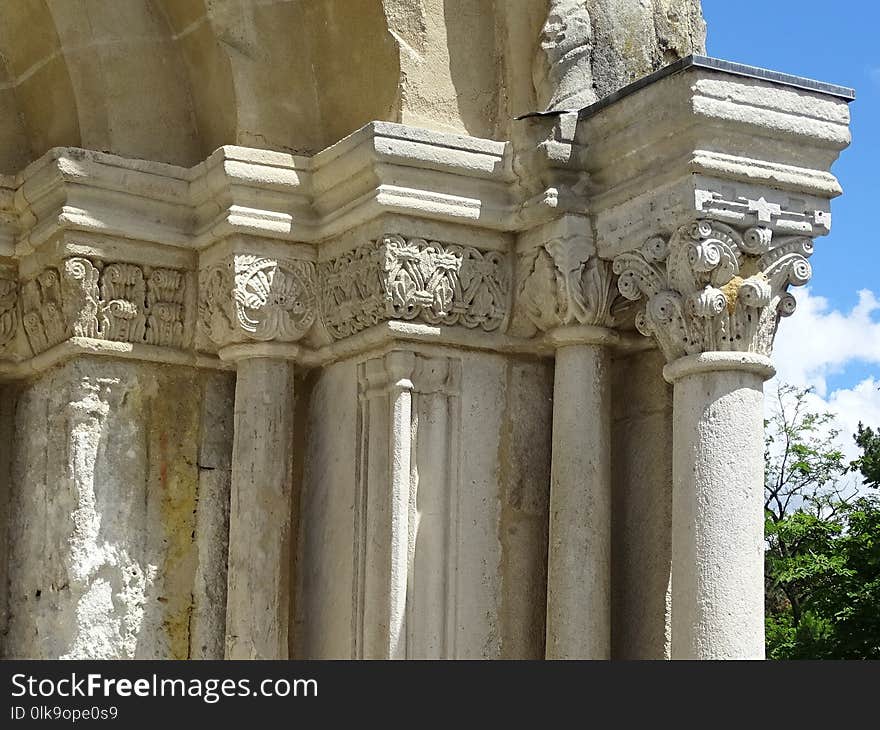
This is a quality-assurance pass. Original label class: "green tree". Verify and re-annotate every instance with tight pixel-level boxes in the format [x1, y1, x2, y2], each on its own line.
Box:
[764, 385, 880, 659]
[852, 423, 880, 489]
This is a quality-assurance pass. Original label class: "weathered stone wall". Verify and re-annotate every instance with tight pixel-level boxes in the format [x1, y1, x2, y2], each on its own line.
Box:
[0, 360, 233, 659]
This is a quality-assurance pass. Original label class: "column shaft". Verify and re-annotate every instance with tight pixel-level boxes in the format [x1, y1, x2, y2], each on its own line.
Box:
[670, 366, 766, 659]
[546, 342, 612, 659]
[225, 357, 296, 659]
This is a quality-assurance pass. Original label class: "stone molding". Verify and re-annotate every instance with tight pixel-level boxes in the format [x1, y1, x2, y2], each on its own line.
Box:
[612, 220, 812, 363]
[662, 351, 776, 384]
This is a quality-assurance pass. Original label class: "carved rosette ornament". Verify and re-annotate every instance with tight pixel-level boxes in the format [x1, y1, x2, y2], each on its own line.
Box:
[612, 220, 813, 362]
[198, 255, 317, 348]
[514, 236, 622, 334]
[320, 234, 510, 339]
[19, 257, 189, 356]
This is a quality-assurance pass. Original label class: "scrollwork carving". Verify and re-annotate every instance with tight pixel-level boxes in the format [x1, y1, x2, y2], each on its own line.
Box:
[101, 263, 145, 343]
[613, 220, 813, 361]
[146, 269, 186, 348]
[319, 235, 510, 339]
[234, 256, 316, 341]
[198, 255, 317, 347]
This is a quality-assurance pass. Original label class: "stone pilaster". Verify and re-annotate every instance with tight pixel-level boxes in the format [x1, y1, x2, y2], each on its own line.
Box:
[355, 351, 462, 659]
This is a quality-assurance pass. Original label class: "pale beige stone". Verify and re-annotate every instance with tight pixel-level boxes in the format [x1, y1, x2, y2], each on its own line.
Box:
[0, 2, 855, 662]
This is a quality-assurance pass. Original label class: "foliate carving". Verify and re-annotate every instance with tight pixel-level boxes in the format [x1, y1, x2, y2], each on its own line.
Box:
[198, 255, 317, 347]
[234, 256, 316, 341]
[320, 234, 510, 339]
[22, 269, 71, 353]
[197, 263, 234, 347]
[62, 258, 104, 339]
[146, 269, 186, 348]
[612, 220, 813, 361]
[20, 257, 189, 355]
[101, 263, 145, 342]
[515, 237, 621, 333]
[0, 267, 17, 354]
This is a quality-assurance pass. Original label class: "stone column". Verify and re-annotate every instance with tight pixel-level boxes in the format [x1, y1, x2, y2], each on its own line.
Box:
[665, 352, 774, 659]
[200, 251, 317, 659]
[513, 225, 621, 659]
[614, 218, 815, 660]
[545, 325, 616, 659]
[224, 353, 296, 659]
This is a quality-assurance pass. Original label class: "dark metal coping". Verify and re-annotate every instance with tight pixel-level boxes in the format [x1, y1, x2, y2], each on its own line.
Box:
[516, 54, 856, 121]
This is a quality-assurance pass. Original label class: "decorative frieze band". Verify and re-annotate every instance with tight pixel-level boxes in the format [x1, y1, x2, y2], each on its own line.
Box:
[0, 234, 512, 365]
[320, 235, 510, 340]
[198, 236, 510, 350]
[0, 222, 819, 367]
[19, 257, 189, 356]
[612, 220, 813, 362]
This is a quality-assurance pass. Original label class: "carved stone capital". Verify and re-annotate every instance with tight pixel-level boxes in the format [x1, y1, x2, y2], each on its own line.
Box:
[513, 236, 621, 337]
[198, 254, 318, 349]
[18, 257, 190, 357]
[612, 220, 812, 362]
[320, 234, 510, 340]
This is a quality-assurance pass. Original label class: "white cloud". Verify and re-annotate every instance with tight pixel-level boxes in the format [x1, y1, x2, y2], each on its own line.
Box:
[768, 287, 880, 465]
[771, 288, 880, 396]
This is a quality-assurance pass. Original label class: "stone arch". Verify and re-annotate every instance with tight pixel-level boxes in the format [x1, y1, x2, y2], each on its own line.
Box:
[162, 0, 404, 155]
[0, 54, 30, 175]
[310, 0, 401, 148]
[154, 0, 238, 159]
[0, 0, 81, 171]
[0, 0, 522, 169]
[160, 0, 323, 155]
[41, 0, 201, 165]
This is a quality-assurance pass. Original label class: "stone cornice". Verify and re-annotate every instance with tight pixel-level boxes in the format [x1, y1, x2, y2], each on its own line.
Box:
[1, 60, 850, 259]
[6, 123, 514, 256]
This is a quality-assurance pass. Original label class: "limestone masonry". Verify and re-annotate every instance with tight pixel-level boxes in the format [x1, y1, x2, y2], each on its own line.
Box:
[0, 1, 852, 659]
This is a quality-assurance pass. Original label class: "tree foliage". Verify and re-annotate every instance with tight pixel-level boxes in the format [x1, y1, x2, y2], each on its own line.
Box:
[852, 423, 880, 489]
[764, 386, 880, 659]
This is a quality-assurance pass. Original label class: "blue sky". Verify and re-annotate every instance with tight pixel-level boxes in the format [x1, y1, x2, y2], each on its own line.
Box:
[703, 1, 880, 450]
